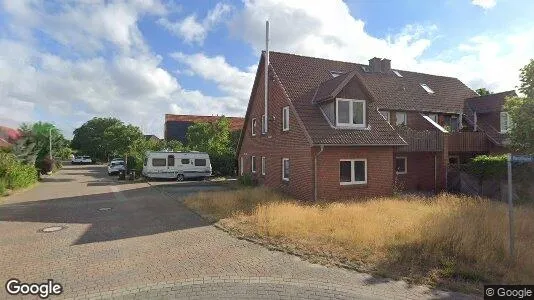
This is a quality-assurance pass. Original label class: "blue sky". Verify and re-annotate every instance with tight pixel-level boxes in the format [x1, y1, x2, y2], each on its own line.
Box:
[1, 0, 533, 138]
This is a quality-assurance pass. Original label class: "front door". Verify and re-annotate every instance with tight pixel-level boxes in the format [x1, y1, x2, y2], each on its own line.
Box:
[167, 155, 175, 178]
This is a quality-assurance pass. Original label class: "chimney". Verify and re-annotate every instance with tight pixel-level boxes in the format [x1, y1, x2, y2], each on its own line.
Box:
[369, 57, 381, 73]
[380, 58, 391, 73]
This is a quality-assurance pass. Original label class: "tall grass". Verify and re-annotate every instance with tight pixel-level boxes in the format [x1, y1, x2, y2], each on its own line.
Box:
[184, 188, 534, 291]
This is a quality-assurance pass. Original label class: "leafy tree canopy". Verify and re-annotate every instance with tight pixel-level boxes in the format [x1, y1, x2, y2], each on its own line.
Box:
[476, 88, 492, 96]
[71, 117, 122, 160]
[505, 58, 534, 154]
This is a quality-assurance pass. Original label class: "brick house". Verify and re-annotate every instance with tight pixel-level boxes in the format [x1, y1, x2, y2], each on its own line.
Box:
[165, 114, 244, 144]
[237, 51, 515, 201]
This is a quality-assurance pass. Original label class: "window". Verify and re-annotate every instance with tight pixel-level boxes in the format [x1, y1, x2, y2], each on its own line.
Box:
[396, 112, 407, 126]
[261, 157, 266, 175]
[396, 157, 407, 174]
[181, 159, 190, 165]
[420, 83, 434, 94]
[251, 156, 256, 173]
[168, 155, 175, 167]
[282, 158, 290, 181]
[251, 118, 257, 136]
[144, 158, 147, 166]
[336, 98, 366, 127]
[427, 114, 438, 123]
[282, 106, 290, 131]
[379, 110, 390, 124]
[500, 112, 511, 133]
[261, 114, 266, 134]
[392, 70, 403, 77]
[240, 157, 244, 176]
[152, 158, 166, 167]
[195, 159, 206, 166]
[339, 159, 367, 185]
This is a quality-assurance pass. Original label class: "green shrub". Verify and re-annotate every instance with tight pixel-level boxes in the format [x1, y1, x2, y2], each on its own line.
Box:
[0, 152, 38, 191]
[466, 155, 507, 181]
[238, 174, 256, 186]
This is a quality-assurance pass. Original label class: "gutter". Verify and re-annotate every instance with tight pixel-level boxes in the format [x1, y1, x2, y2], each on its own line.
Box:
[314, 145, 325, 202]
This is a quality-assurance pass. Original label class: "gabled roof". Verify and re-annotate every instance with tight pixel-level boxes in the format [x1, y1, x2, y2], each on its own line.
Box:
[269, 52, 478, 114]
[269, 52, 405, 145]
[465, 90, 517, 113]
[165, 114, 244, 131]
[312, 70, 358, 104]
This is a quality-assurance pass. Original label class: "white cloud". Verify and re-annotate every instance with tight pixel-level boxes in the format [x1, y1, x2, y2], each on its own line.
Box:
[171, 52, 254, 100]
[0, 0, 245, 137]
[472, 0, 497, 10]
[158, 3, 232, 44]
[230, 0, 532, 93]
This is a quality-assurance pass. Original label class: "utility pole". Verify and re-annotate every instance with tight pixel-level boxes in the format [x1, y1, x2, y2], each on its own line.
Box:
[507, 153, 514, 258]
[49, 127, 53, 159]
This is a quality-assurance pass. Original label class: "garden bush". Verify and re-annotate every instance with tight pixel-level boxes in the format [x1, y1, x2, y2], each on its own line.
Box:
[0, 152, 38, 192]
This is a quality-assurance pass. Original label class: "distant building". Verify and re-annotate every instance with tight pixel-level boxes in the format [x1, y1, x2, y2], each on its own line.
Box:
[164, 114, 245, 144]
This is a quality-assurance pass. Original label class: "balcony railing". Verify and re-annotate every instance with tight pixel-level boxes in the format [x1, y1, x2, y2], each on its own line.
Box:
[448, 131, 489, 152]
[397, 127, 444, 152]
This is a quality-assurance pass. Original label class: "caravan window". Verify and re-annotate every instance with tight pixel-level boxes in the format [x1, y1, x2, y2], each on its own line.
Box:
[195, 159, 207, 166]
[152, 158, 166, 167]
[181, 159, 190, 165]
[168, 155, 175, 167]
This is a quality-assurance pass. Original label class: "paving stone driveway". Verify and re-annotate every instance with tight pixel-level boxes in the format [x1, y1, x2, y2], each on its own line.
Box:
[0, 165, 475, 299]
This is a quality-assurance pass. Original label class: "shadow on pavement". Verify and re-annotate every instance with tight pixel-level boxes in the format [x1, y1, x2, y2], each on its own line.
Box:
[0, 182, 208, 246]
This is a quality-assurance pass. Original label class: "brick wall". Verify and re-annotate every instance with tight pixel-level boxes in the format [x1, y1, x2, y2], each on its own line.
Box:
[395, 152, 440, 191]
[238, 61, 314, 200]
[315, 146, 395, 201]
[478, 112, 501, 132]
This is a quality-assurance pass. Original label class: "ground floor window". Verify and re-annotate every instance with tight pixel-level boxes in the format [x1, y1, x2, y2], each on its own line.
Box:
[339, 159, 367, 185]
[282, 158, 290, 181]
[261, 157, 266, 175]
[251, 156, 256, 173]
[396, 157, 407, 174]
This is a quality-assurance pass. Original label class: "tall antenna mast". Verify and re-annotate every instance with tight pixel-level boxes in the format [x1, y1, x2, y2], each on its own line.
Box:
[264, 20, 269, 134]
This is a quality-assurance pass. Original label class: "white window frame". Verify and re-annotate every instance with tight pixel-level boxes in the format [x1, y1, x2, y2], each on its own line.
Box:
[500, 112, 511, 133]
[335, 98, 366, 128]
[420, 83, 435, 94]
[282, 158, 289, 181]
[282, 106, 290, 131]
[392, 70, 403, 77]
[251, 156, 256, 173]
[251, 118, 257, 136]
[240, 156, 244, 176]
[395, 156, 407, 174]
[427, 114, 438, 123]
[396, 112, 407, 126]
[379, 110, 390, 124]
[339, 159, 367, 185]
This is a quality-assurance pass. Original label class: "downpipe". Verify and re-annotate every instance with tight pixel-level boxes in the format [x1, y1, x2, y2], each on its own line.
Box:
[314, 145, 325, 202]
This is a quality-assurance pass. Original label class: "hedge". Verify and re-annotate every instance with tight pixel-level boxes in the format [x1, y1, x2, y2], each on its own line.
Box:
[0, 152, 38, 194]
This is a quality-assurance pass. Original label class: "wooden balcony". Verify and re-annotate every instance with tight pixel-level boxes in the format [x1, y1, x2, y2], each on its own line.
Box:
[397, 127, 444, 152]
[397, 128, 490, 153]
[448, 131, 490, 152]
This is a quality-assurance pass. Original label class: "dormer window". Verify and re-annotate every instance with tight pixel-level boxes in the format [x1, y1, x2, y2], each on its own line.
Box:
[336, 98, 366, 128]
[330, 71, 344, 78]
[420, 84, 434, 94]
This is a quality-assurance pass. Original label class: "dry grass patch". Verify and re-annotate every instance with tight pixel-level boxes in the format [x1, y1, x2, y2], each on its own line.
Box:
[183, 188, 534, 292]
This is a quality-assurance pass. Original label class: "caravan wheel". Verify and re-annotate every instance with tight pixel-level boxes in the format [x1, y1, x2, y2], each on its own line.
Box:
[176, 174, 184, 182]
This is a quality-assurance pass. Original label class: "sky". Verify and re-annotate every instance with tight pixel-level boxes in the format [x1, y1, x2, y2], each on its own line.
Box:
[1, 0, 533, 138]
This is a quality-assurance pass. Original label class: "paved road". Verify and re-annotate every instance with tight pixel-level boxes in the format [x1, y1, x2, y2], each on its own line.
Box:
[0, 165, 474, 299]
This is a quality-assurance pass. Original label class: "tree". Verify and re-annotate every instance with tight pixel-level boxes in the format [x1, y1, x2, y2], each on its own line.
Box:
[103, 124, 143, 158]
[519, 59, 534, 98]
[476, 88, 492, 96]
[187, 117, 237, 176]
[505, 59, 534, 154]
[12, 122, 68, 168]
[72, 117, 123, 161]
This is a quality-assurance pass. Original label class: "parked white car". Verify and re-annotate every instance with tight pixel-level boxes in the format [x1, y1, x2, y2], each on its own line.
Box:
[142, 151, 211, 181]
[72, 156, 93, 165]
[107, 160, 125, 176]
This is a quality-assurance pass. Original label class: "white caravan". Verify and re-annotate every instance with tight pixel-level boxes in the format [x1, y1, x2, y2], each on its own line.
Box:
[142, 151, 212, 181]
